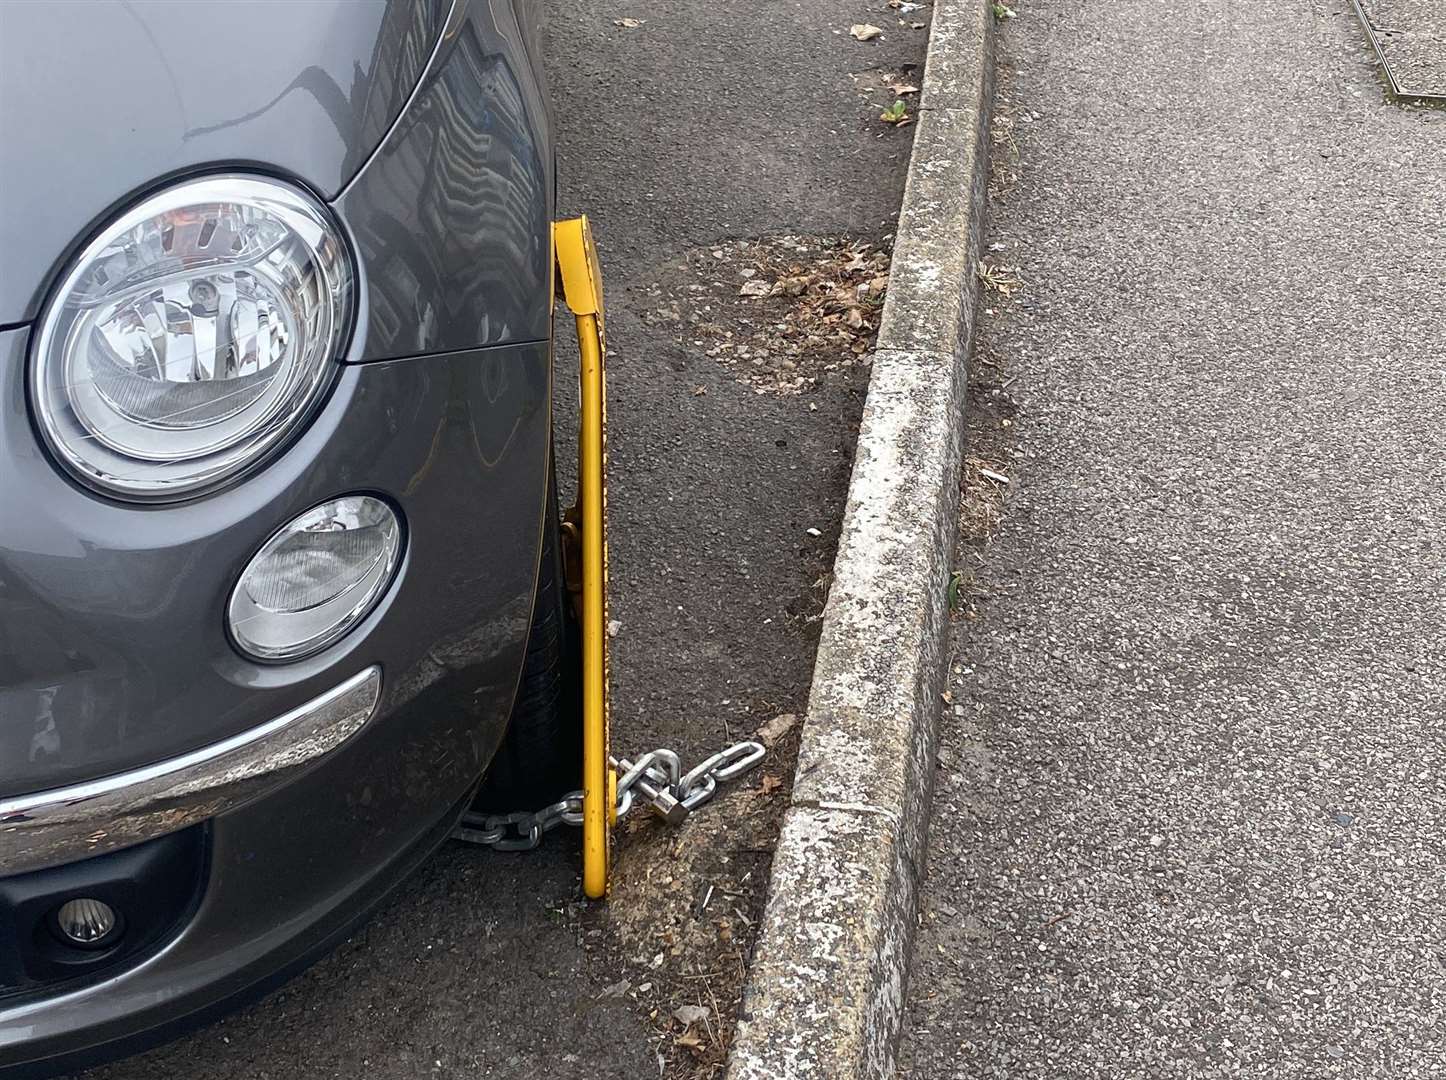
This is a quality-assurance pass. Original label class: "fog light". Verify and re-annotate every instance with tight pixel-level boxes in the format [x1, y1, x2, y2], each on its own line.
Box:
[228, 495, 402, 661]
[54, 898, 119, 948]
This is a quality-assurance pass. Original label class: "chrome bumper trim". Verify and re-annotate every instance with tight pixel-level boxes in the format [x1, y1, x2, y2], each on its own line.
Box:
[0, 667, 382, 877]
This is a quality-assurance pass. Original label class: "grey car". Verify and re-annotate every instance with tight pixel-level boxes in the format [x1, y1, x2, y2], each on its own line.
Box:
[0, 1, 578, 1074]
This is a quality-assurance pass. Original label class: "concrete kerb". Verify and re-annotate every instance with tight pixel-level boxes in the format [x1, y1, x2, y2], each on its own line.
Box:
[725, 2, 995, 1078]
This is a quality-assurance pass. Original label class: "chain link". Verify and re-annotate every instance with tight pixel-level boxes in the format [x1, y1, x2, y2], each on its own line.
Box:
[454, 740, 765, 851]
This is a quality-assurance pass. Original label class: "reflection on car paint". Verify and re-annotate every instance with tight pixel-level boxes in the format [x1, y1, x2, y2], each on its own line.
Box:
[340, 7, 552, 359]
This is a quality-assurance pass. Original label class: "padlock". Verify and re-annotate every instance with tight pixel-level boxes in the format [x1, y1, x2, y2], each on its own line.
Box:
[633, 774, 688, 825]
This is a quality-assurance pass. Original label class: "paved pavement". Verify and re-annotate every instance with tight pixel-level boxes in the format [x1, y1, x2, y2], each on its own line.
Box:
[901, 2, 1446, 1078]
[72, 3, 926, 1079]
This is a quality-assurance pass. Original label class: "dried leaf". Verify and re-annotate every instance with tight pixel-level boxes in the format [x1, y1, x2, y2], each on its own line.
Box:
[674, 1004, 711, 1027]
[849, 23, 883, 40]
[675, 1029, 707, 1050]
[756, 712, 799, 745]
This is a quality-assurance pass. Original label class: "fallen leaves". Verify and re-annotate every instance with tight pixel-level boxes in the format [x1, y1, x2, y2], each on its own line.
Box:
[976, 258, 1024, 297]
[850, 23, 883, 41]
[683, 236, 891, 395]
[673, 1004, 710, 1027]
[960, 456, 1010, 544]
[755, 712, 800, 747]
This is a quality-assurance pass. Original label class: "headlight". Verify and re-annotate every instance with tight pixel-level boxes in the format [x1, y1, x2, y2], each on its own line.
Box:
[228, 495, 402, 662]
[31, 175, 353, 500]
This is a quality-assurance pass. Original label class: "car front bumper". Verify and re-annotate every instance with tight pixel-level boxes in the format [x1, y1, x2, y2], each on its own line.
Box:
[1, 667, 383, 878]
[0, 660, 476, 1076]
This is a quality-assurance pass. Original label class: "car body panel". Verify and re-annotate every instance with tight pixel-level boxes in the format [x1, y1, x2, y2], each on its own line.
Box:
[0, 327, 550, 805]
[0, 0, 452, 326]
[338, 0, 555, 358]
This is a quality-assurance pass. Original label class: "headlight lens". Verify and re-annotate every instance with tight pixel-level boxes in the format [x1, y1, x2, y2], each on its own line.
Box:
[31, 175, 353, 499]
[228, 495, 402, 662]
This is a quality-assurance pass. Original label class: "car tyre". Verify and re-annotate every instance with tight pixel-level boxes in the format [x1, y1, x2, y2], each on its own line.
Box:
[473, 463, 584, 812]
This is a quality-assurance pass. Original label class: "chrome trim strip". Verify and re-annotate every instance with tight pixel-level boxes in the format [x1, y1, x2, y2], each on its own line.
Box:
[0, 667, 382, 877]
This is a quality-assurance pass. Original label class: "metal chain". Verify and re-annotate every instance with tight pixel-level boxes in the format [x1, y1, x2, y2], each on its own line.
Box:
[453, 740, 766, 851]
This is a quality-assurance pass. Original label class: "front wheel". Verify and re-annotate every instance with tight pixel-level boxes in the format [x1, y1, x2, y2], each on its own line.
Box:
[472, 467, 583, 812]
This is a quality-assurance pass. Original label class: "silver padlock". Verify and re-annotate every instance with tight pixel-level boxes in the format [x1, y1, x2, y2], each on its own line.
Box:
[635, 774, 688, 825]
[618, 758, 689, 825]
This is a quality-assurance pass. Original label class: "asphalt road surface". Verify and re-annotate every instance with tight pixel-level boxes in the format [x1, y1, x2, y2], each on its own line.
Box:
[72, 3, 926, 1079]
[903, 2, 1446, 1078]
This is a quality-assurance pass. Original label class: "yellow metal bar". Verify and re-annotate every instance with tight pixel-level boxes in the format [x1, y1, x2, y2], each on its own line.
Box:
[555, 217, 611, 899]
[576, 310, 608, 899]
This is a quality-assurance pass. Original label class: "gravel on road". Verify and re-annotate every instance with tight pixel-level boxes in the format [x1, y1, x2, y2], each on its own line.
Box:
[902, 2, 1446, 1078]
